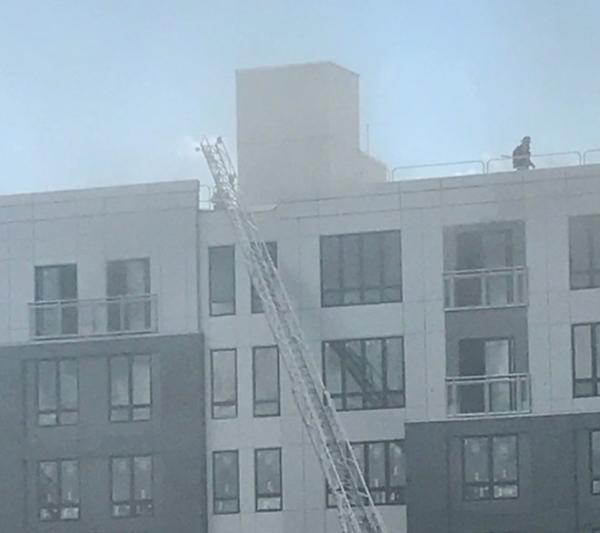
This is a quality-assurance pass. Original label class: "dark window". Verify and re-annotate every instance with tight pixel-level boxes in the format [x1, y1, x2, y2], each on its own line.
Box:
[456, 229, 514, 270]
[107, 258, 152, 332]
[453, 229, 517, 307]
[327, 440, 405, 507]
[570, 215, 600, 290]
[34, 264, 78, 336]
[111, 455, 153, 517]
[463, 435, 518, 500]
[255, 448, 282, 511]
[211, 349, 237, 419]
[38, 459, 79, 521]
[323, 337, 404, 411]
[251, 242, 277, 313]
[590, 430, 600, 494]
[213, 451, 239, 514]
[457, 338, 514, 414]
[320, 231, 402, 307]
[253, 346, 280, 417]
[573, 323, 600, 397]
[209, 245, 235, 316]
[37, 359, 78, 426]
[110, 355, 152, 422]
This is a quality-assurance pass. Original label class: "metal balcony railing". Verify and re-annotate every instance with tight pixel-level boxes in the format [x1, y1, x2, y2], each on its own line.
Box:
[29, 294, 158, 340]
[444, 266, 527, 310]
[446, 373, 531, 417]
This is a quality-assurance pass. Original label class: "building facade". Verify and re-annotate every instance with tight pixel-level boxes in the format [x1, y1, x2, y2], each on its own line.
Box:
[0, 182, 206, 533]
[1, 61, 599, 533]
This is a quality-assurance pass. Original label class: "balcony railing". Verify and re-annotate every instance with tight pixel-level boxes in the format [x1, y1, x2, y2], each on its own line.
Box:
[444, 266, 527, 310]
[446, 373, 531, 417]
[29, 294, 158, 340]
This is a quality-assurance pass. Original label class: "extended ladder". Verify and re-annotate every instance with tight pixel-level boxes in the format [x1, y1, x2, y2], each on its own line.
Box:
[200, 137, 389, 533]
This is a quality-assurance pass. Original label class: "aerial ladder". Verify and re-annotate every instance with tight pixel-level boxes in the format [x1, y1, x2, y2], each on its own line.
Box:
[199, 137, 389, 533]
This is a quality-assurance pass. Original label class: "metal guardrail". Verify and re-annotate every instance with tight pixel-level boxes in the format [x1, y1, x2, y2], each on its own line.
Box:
[446, 373, 531, 417]
[485, 151, 582, 173]
[29, 294, 158, 340]
[584, 148, 600, 165]
[391, 160, 485, 181]
[390, 147, 599, 182]
[444, 266, 527, 310]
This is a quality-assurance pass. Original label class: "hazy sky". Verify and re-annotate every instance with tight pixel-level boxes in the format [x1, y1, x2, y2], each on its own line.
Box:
[1, 0, 599, 194]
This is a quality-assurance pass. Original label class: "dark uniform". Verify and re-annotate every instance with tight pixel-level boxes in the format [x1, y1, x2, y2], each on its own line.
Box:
[512, 136, 535, 170]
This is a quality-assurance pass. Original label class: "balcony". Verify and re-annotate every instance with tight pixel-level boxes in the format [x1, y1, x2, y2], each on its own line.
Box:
[444, 266, 527, 310]
[29, 294, 158, 340]
[446, 373, 531, 417]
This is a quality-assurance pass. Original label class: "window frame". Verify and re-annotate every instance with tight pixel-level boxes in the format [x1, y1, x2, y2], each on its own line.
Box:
[34, 263, 78, 302]
[322, 336, 405, 412]
[108, 354, 152, 422]
[572, 322, 600, 398]
[252, 345, 280, 417]
[254, 447, 283, 512]
[326, 439, 406, 507]
[36, 358, 79, 427]
[34, 263, 79, 337]
[208, 245, 236, 317]
[569, 214, 600, 290]
[251, 241, 277, 314]
[38, 458, 80, 522]
[210, 348, 238, 419]
[110, 454, 154, 518]
[320, 230, 402, 308]
[590, 430, 600, 495]
[213, 450, 240, 515]
[462, 434, 519, 501]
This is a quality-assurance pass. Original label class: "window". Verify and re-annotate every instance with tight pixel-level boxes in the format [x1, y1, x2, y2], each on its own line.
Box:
[111, 455, 153, 517]
[457, 338, 514, 414]
[255, 448, 282, 511]
[463, 435, 518, 500]
[37, 359, 78, 426]
[38, 459, 79, 521]
[456, 229, 514, 270]
[253, 346, 280, 417]
[209, 245, 235, 316]
[573, 323, 600, 397]
[213, 451, 239, 514]
[590, 430, 600, 494]
[110, 355, 152, 422]
[107, 258, 152, 332]
[320, 231, 402, 307]
[327, 440, 405, 507]
[569, 215, 600, 289]
[34, 264, 78, 336]
[323, 337, 404, 411]
[211, 349, 237, 419]
[251, 241, 277, 313]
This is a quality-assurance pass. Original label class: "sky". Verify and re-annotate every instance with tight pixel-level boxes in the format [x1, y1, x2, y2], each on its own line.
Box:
[0, 0, 599, 194]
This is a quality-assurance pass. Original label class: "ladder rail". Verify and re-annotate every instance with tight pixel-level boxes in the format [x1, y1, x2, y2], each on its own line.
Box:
[200, 138, 389, 533]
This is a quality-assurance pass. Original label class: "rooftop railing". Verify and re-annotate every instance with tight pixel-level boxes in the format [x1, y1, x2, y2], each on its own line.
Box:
[444, 266, 528, 311]
[390, 147, 600, 182]
[29, 294, 158, 340]
[446, 373, 531, 417]
[584, 149, 600, 165]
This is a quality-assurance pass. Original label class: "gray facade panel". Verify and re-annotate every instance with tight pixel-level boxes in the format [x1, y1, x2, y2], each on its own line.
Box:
[0, 333, 206, 533]
[406, 413, 600, 533]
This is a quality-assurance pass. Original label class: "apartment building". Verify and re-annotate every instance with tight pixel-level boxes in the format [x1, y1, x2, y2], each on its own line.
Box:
[201, 62, 600, 533]
[0, 182, 206, 533]
[1, 61, 599, 533]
